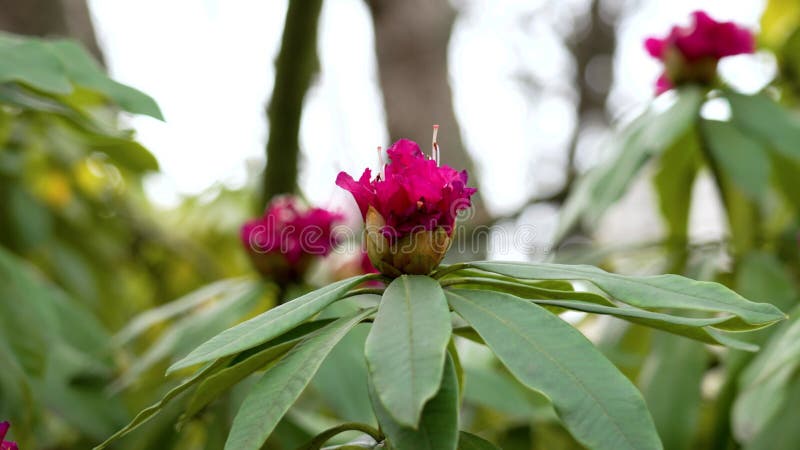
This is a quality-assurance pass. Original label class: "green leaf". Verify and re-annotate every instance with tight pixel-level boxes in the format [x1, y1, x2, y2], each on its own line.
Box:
[653, 129, 701, 244]
[743, 372, 800, 450]
[371, 354, 459, 450]
[556, 86, 703, 239]
[168, 274, 373, 373]
[225, 307, 375, 450]
[527, 299, 756, 350]
[0, 35, 72, 94]
[734, 307, 800, 442]
[726, 91, 800, 161]
[700, 119, 770, 199]
[114, 282, 266, 390]
[45, 40, 164, 120]
[115, 277, 256, 346]
[365, 275, 452, 427]
[181, 319, 335, 425]
[639, 335, 707, 450]
[87, 135, 159, 172]
[463, 365, 547, 419]
[312, 324, 375, 424]
[93, 358, 230, 450]
[467, 261, 785, 331]
[447, 289, 661, 450]
[458, 431, 502, 450]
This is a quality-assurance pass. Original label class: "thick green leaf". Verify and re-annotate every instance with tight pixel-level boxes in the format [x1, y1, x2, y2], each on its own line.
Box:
[447, 289, 661, 450]
[45, 40, 164, 120]
[701, 119, 770, 199]
[556, 86, 703, 239]
[0, 35, 72, 93]
[168, 274, 373, 373]
[458, 431, 502, 450]
[726, 91, 800, 161]
[115, 277, 256, 345]
[224, 307, 374, 450]
[0, 248, 59, 375]
[467, 261, 785, 330]
[639, 335, 707, 450]
[365, 275, 452, 427]
[744, 372, 800, 450]
[180, 319, 335, 424]
[527, 299, 756, 350]
[312, 324, 374, 424]
[653, 129, 701, 245]
[93, 358, 230, 449]
[372, 354, 459, 450]
[734, 307, 800, 442]
[463, 365, 547, 419]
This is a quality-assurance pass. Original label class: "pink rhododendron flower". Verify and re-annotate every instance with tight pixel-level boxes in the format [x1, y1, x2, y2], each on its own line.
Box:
[0, 422, 18, 450]
[336, 134, 476, 275]
[336, 138, 476, 240]
[241, 196, 343, 282]
[645, 10, 754, 94]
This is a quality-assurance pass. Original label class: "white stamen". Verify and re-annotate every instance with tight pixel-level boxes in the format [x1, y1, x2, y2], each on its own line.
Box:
[432, 124, 440, 165]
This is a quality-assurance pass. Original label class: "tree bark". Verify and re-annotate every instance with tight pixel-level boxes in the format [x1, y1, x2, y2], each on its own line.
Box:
[366, 0, 490, 227]
[0, 0, 105, 64]
[259, 0, 323, 210]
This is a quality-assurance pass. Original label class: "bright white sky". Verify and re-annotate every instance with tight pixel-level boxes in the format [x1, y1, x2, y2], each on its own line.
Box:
[87, 0, 767, 220]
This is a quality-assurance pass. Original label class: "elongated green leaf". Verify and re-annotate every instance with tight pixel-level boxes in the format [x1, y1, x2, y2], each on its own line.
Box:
[734, 308, 800, 442]
[639, 335, 707, 450]
[181, 319, 335, 424]
[45, 40, 164, 120]
[653, 129, 701, 244]
[93, 358, 230, 449]
[726, 91, 800, 161]
[744, 373, 800, 450]
[701, 119, 770, 199]
[115, 277, 256, 346]
[115, 283, 266, 390]
[463, 365, 546, 418]
[556, 86, 702, 239]
[0, 35, 72, 93]
[224, 307, 374, 450]
[372, 354, 459, 450]
[458, 431, 502, 450]
[528, 299, 756, 350]
[447, 289, 662, 450]
[168, 274, 372, 373]
[467, 261, 784, 330]
[365, 275, 452, 427]
[312, 324, 374, 424]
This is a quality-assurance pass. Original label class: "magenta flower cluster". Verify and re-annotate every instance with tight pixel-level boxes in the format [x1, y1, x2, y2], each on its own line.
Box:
[336, 139, 476, 240]
[241, 196, 342, 274]
[645, 10, 754, 94]
[0, 422, 17, 450]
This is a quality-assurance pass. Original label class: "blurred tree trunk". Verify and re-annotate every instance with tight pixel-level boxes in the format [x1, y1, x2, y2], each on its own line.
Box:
[0, 0, 104, 64]
[366, 0, 490, 227]
[260, 0, 323, 210]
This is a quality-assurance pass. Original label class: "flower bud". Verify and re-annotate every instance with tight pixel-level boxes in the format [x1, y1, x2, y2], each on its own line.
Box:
[365, 207, 451, 276]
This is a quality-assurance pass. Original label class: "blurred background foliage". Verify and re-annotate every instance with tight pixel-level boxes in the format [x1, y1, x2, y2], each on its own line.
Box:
[2, 0, 800, 449]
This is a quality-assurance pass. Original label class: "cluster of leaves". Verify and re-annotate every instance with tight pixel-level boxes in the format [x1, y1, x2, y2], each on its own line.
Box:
[553, 17, 800, 448]
[0, 33, 257, 448]
[96, 261, 783, 450]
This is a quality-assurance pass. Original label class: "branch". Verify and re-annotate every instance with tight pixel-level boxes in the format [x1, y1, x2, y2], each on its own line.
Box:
[259, 0, 324, 209]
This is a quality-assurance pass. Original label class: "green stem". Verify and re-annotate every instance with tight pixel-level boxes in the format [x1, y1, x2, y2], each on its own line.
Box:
[302, 422, 383, 450]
